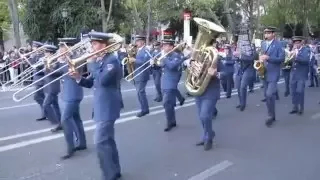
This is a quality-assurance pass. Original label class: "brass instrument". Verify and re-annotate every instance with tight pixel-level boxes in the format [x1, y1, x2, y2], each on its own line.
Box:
[253, 50, 266, 79]
[121, 44, 137, 80]
[283, 49, 295, 69]
[12, 33, 124, 102]
[185, 17, 226, 96]
[124, 42, 186, 82]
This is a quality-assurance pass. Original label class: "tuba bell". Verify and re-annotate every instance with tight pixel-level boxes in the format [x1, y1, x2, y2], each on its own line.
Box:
[185, 17, 226, 96]
[121, 44, 137, 80]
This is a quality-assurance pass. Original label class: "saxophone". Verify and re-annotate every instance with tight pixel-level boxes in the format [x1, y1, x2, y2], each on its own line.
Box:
[253, 49, 266, 79]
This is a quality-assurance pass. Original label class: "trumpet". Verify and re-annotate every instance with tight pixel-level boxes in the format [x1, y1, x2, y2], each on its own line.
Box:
[12, 34, 124, 102]
[283, 49, 295, 69]
[124, 42, 186, 82]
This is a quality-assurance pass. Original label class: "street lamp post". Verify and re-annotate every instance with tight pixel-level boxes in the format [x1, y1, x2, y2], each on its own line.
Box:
[61, 8, 68, 37]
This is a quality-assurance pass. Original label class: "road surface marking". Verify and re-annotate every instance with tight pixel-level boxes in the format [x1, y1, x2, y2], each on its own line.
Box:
[0, 82, 276, 153]
[0, 82, 184, 111]
[187, 160, 233, 180]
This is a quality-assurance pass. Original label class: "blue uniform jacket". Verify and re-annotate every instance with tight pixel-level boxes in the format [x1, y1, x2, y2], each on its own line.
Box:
[78, 53, 122, 121]
[134, 46, 151, 82]
[291, 47, 310, 81]
[261, 40, 285, 82]
[222, 50, 235, 74]
[30, 54, 45, 87]
[44, 62, 61, 95]
[197, 60, 223, 100]
[59, 62, 84, 102]
[160, 52, 184, 90]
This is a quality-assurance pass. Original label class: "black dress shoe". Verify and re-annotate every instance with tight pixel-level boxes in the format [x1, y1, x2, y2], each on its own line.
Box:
[36, 117, 47, 121]
[116, 173, 122, 178]
[195, 141, 204, 146]
[298, 111, 303, 115]
[204, 141, 213, 151]
[153, 97, 162, 102]
[289, 110, 298, 114]
[284, 92, 289, 97]
[226, 95, 231, 98]
[213, 110, 218, 117]
[236, 105, 241, 108]
[51, 125, 63, 133]
[309, 85, 314, 87]
[239, 106, 245, 111]
[61, 150, 75, 160]
[164, 123, 176, 132]
[74, 146, 87, 151]
[180, 98, 185, 106]
[136, 111, 149, 117]
[261, 99, 266, 102]
[249, 89, 254, 93]
[265, 117, 275, 127]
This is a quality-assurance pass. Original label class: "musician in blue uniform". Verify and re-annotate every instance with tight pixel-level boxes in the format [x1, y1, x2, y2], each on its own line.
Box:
[130, 35, 150, 117]
[233, 38, 255, 111]
[30, 41, 46, 121]
[70, 31, 122, 180]
[151, 41, 162, 102]
[57, 38, 87, 159]
[186, 38, 222, 151]
[41, 45, 62, 132]
[308, 42, 319, 87]
[221, 44, 234, 98]
[153, 39, 184, 131]
[282, 43, 293, 97]
[289, 36, 310, 115]
[260, 27, 285, 127]
[174, 44, 186, 106]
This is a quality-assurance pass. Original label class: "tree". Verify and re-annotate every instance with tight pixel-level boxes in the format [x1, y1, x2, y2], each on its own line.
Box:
[7, 0, 21, 47]
[0, 0, 10, 52]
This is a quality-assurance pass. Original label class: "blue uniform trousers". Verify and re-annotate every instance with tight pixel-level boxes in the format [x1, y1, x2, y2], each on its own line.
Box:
[282, 70, 290, 95]
[152, 69, 162, 100]
[163, 89, 176, 126]
[263, 81, 277, 118]
[291, 80, 306, 111]
[61, 101, 86, 153]
[309, 68, 319, 86]
[176, 89, 184, 102]
[95, 120, 121, 180]
[135, 81, 149, 112]
[195, 98, 217, 142]
[234, 74, 250, 108]
[224, 73, 233, 97]
[43, 93, 61, 124]
[34, 86, 45, 117]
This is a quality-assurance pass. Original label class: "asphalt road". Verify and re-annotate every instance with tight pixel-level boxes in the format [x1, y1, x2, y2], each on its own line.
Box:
[0, 77, 320, 180]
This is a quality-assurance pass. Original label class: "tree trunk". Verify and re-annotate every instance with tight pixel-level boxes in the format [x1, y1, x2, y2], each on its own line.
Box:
[7, 0, 21, 47]
[0, 27, 4, 52]
[131, 0, 143, 33]
[105, 0, 113, 31]
[101, 0, 107, 32]
[223, 0, 234, 34]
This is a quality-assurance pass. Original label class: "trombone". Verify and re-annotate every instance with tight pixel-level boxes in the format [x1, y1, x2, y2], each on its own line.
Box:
[0, 46, 46, 87]
[12, 34, 124, 102]
[2, 40, 91, 91]
[124, 42, 186, 82]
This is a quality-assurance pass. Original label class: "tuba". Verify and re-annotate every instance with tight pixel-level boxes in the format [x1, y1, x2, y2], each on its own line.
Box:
[121, 44, 137, 80]
[185, 17, 226, 96]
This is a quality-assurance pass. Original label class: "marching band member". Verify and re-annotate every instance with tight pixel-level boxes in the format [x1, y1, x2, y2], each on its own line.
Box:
[289, 36, 310, 115]
[308, 42, 318, 87]
[30, 41, 47, 121]
[131, 35, 150, 117]
[173, 43, 186, 106]
[282, 43, 293, 97]
[41, 45, 62, 132]
[233, 38, 255, 111]
[70, 31, 122, 180]
[153, 39, 184, 132]
[186, 38, 222, 151]
[260, 27, 285, 127]
[57, 38, 87, 159]
[221, 44, 235, 98]
[151, 41, 162, 102]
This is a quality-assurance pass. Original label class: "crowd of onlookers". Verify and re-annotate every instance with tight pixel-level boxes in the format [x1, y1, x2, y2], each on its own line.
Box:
[0, 43, 33, 87]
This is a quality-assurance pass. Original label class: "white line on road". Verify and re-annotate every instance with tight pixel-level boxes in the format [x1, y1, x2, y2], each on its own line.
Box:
[0, 82, 184, 111]
[187, 160, 233, 180]
[0, 98, 195, 142]
[0, 82, 274, 153]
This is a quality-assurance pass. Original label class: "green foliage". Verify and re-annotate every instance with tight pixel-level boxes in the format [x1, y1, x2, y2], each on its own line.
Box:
[0, 0, 11, 31]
